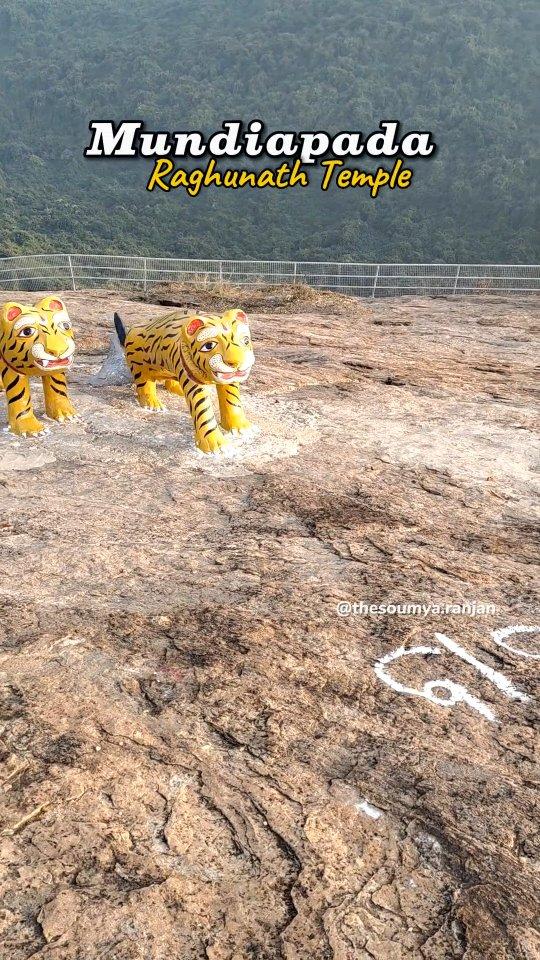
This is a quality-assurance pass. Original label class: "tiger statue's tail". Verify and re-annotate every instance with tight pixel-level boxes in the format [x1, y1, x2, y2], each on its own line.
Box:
[114, 312, 126, 347]
[88, 314, 132, 386]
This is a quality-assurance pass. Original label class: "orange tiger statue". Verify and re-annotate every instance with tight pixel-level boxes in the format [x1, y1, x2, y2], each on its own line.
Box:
[114, 308, 255, 454]
[0, 297, 77, 436]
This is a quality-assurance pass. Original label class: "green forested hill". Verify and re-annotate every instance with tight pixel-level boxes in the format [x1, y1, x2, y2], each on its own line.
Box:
[0, 0, 537, 262]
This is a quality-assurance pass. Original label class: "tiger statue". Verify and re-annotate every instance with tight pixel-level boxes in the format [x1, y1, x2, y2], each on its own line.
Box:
[0, 296, 77, 436]
[114, 308, 255, 454]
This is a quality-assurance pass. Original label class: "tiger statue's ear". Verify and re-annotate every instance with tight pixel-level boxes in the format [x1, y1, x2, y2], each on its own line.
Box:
[222, 308, 248, 325]
[34, 296, 66, 314]
[1, 301, 26, 330]
[185, 317, 205, 337]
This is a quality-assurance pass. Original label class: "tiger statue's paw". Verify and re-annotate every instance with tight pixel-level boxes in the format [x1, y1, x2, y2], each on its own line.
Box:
[196, 430, 232, 455]
[224, 422, 260, 440]
[46, 399, 78, 423]
[221, 416, 252, 434]
[140, 398, 168, 413]
[9, 415, 49, 437]
[54, 413, 80, 424]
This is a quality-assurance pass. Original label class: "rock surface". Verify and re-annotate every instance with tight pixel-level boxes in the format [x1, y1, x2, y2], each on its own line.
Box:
[0, 289, 538, 960]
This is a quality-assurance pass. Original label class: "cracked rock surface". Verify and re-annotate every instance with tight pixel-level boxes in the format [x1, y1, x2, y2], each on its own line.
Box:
[0, 289, 538, 959]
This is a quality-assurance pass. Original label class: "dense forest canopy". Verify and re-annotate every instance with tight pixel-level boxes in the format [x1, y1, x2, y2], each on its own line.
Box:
[0, 0, 537, 262]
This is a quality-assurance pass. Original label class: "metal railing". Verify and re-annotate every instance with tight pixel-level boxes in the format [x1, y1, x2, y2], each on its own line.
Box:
[0, 254, 538, 298]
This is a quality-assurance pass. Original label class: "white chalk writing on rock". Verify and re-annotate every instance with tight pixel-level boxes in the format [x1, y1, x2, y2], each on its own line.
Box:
[374, 627, 534, 722]
[374, 644, 497, 721]
[491, 625, 540, 660]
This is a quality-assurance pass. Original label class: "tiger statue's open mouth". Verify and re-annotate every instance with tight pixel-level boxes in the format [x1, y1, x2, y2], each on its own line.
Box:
[31, 341, 75, 371]
[32, 356, 73, 370]
[212, 365, 252, 383]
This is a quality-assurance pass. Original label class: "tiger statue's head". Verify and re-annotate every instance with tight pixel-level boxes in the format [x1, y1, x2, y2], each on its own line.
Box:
[0, 296, 75, 377]
[179, 309, 254, 385]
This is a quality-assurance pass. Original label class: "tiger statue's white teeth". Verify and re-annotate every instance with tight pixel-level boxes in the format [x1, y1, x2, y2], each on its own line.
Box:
[35, 356, 72, 370]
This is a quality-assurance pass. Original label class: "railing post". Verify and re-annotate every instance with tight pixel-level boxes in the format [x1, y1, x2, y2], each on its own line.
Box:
[219, 260, 223, 283]
[452, 264, 461, 295]
[68, 255, 76, 291]
[143, 257, 148, 294]
[372, 264, 380, 298]
[293, 261, 297, 284]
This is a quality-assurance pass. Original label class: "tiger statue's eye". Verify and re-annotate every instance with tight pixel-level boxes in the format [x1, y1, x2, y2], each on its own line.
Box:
[200, 340, 218, 352]
[243, 336, 250, 345]
[58, 320, 72, 331]
[19, 325, 36, 338]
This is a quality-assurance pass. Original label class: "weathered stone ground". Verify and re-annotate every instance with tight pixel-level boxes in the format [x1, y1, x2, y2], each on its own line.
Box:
[0, 287, 538, 960]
